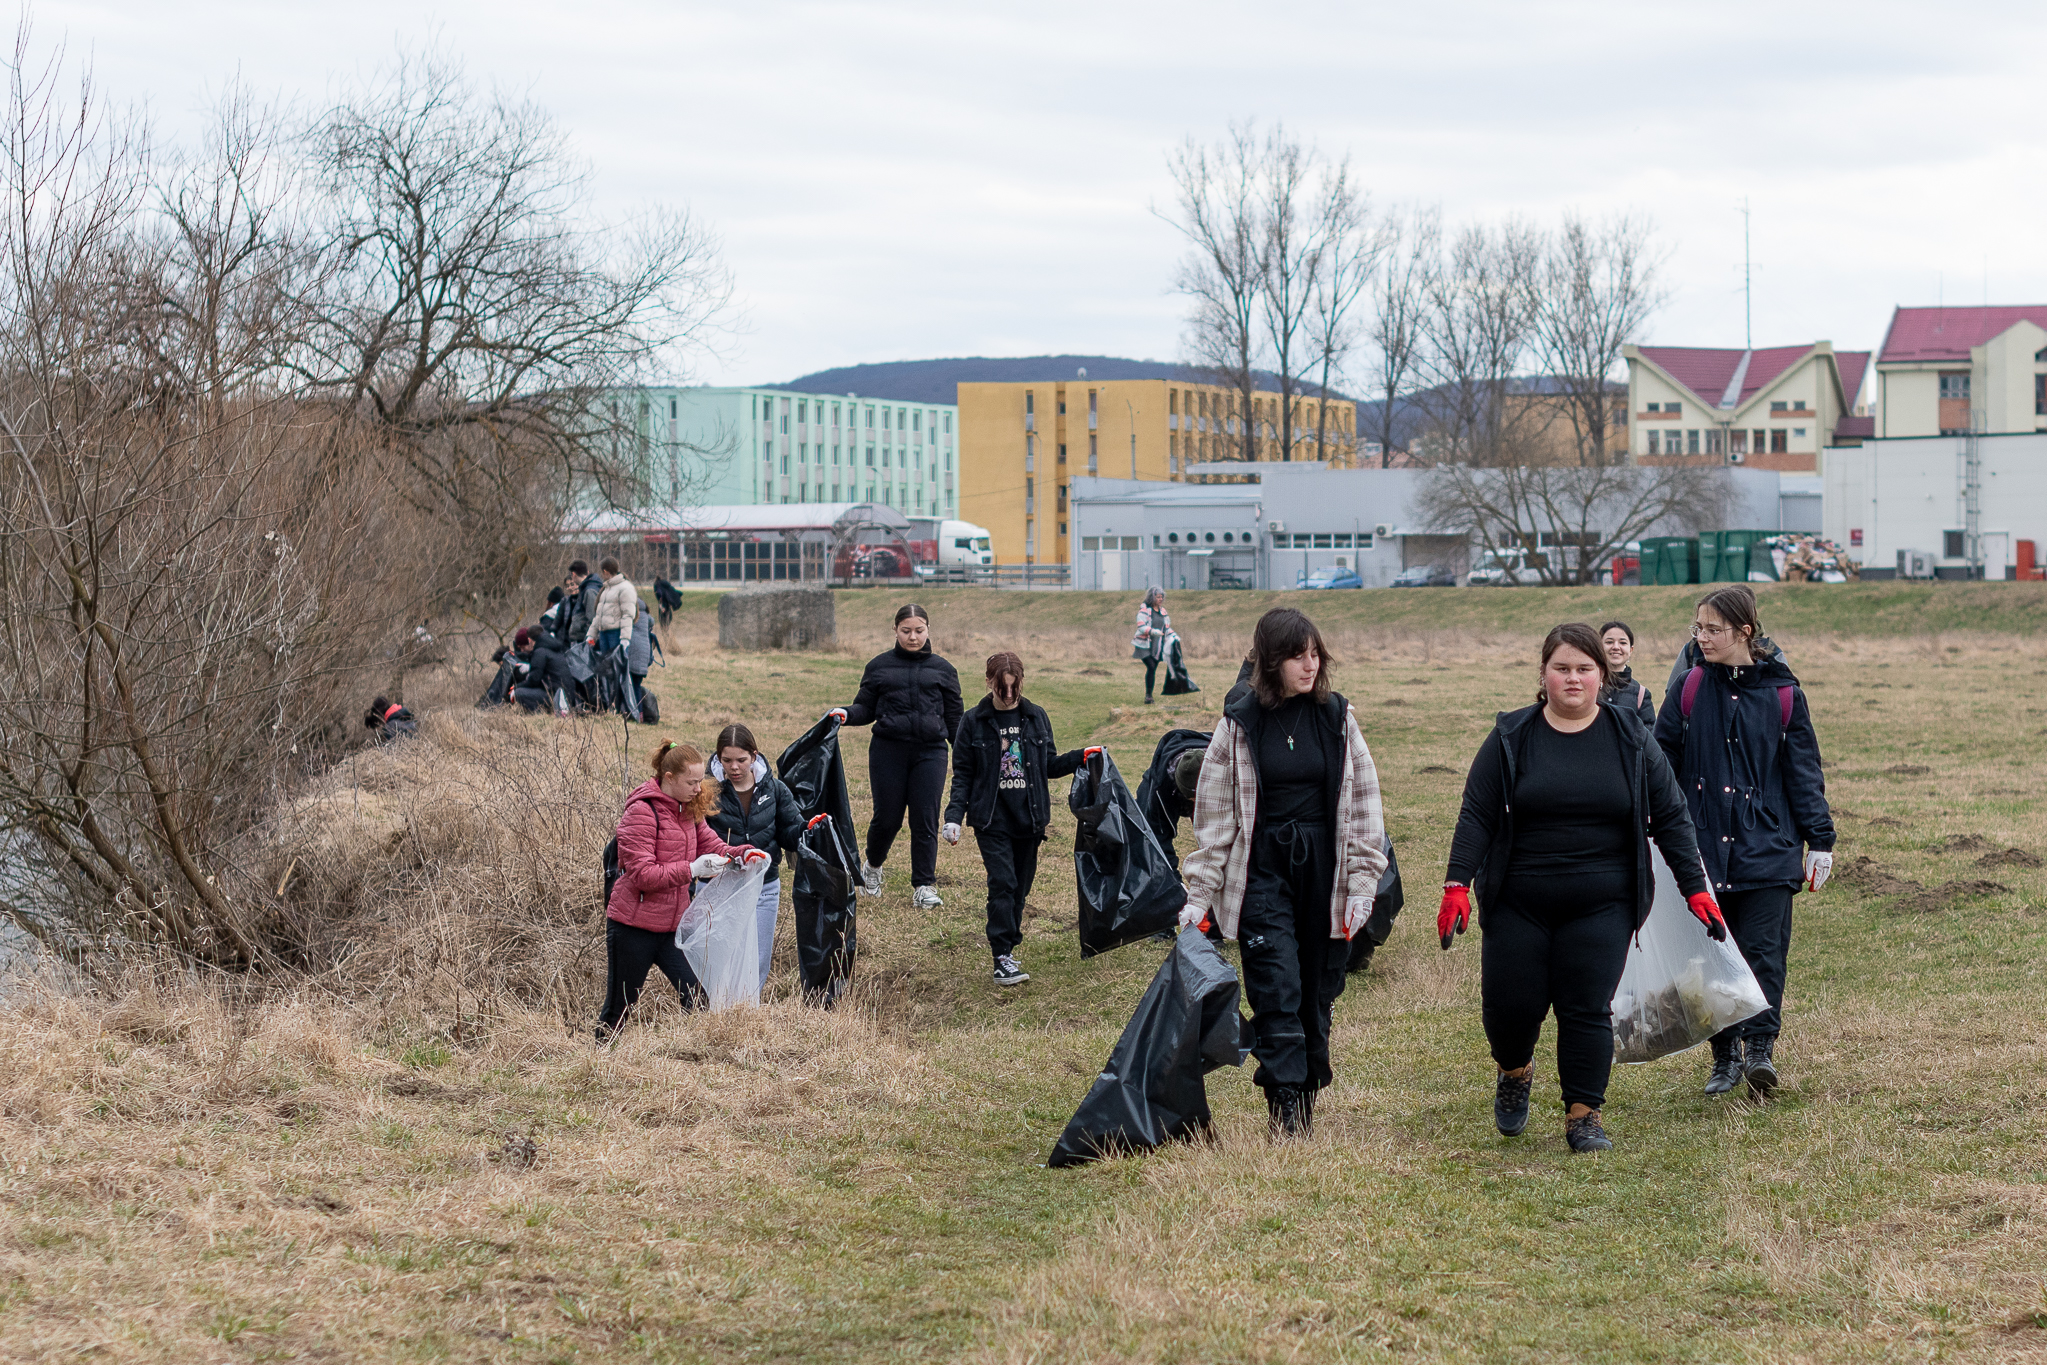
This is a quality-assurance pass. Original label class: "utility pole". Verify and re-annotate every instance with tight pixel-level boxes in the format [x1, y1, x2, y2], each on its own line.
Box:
[1741, 198, 1752, 351]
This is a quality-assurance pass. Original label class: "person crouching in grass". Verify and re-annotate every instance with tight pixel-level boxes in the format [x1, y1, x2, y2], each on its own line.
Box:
[942, 652, 1094, 987]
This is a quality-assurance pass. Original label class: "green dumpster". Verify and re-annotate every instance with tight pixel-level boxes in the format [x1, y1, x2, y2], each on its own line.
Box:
[1703, 529, 1776, 583]
[1640, 536, 1699, 585]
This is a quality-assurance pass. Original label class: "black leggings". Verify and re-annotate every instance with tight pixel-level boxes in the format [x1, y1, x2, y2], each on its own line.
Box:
[1239, 820, 1346, 1093]
[597, 919, 701, 1033]
[1480, 871, 1634, 1111]
[977, 828, 1041, 957]
[1143, 658, 1160, 697]
[1712, 884, 1795, 1043]
[867, 738, 947, 888]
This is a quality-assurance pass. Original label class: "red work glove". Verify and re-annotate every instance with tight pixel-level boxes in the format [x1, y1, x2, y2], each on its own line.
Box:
[1686, 891, 1728, 942]
[806, 813, 832, 830]
[1083, 746, 1104, 761]
[1437, 885, 1471, 951]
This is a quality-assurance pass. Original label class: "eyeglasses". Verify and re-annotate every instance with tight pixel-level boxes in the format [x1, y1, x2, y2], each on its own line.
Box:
[1690, 623, 1732, 640]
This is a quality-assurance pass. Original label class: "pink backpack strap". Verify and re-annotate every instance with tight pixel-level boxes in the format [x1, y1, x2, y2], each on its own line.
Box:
[1778, 685, 1794, 731]
[1679, 666, 1703, 717]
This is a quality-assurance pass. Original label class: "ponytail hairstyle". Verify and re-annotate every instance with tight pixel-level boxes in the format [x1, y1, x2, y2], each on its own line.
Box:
[1696, 584, 1770, 658]
[1536, 622, 1615, 706]
[894, 603, 928, 626]
[651, 739, 720, 819]
[713, 723, 759, 758]
[985, 651, 1024, 706]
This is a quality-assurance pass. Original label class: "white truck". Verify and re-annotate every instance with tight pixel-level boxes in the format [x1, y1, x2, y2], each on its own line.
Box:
[908, 518, 994, 575]
[1465, 547, 1544, 586]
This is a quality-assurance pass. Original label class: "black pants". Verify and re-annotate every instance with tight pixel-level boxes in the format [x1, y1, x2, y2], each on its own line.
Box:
[1480, 871, 1634, 1111]
[976, 826, 1041, 958]
[1239, 821, 1345, 1093]
[867, 739, 947, 887]
[596, 919, 701, 1033]
[1143, 657, 1160, 697]
[1712, 884, 1795, 1043]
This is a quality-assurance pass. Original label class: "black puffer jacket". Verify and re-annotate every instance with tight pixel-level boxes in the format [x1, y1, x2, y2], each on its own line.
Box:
[944, 696, 1084, 833]
[1446, 701, 1708, 930]
[706, 755, 806, 881]
[1601, 665, 1656, 729]
[1654, 655, 1833, 894]
[842, 643, 964, 749]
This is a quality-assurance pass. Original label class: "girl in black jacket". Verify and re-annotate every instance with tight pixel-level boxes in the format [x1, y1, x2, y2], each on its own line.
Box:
[826, 604, 964, 910]
[941, 652, 1091, 986]
[1441, 622, 1723, 1153]
[1654, 585, 1833, 1099]
[707, 724, 807, 992]
[1598, 620, 1657, 728]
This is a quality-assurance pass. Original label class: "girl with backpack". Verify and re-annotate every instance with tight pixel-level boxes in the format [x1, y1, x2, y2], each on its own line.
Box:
[824, 604, 964, 911]
[1440, 622, 1721, 1153]
[1597, 620, 1656, 727]
[597, 740, 767, 1038]
[706, 724, 806, 991]
[1654, 585, 1834, 1099]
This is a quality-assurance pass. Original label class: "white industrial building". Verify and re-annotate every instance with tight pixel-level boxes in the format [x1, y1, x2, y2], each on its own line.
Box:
[1823, 433, 2047, 579]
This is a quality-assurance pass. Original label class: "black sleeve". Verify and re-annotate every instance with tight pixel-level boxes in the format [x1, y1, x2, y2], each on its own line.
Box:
[940, 661, 964, 748]
[1652, 672, 1686, 772]
[1048, 747, 1084, 780]
[1780, 688, 1835, 852]
[1444, 729, 1507, 886]
[772, 780, 806, 854]
[1644, 738, 1709, 898]
[842, 659, 881, 727]
[944, 713, 978, 825]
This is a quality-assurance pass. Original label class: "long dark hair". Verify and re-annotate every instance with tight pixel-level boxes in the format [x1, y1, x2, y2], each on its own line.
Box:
[1536, 622, 1615, 706]
[714, 723, 758, 757]
[1250, 607, 1334, 708]
[1696, 585, 1770, 656]
[1597, 619, 1635, 646]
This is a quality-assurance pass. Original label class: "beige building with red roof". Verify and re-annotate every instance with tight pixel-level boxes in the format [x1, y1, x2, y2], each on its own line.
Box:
[1872, 306, 2047, 438]
[1622, 342, 1870, 473]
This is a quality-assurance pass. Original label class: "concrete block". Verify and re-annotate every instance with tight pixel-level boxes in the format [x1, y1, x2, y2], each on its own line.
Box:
[718, 585, 836, 651]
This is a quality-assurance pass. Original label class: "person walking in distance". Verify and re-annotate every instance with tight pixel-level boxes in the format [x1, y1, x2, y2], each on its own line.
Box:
[942, 652, 1094, 987]
[1598, 620, 1656, 728]
[1131, 587, 1170, 705]
[1179, 607, 1387, 1139]
[825, 604, 964, 909]
[1440, 622, 1721, 1152]
[706, 724, 806, 992]
[597, 740, 768, 1038]
[1655, 586, 1833, 1099]
[587, 557, 638, 656]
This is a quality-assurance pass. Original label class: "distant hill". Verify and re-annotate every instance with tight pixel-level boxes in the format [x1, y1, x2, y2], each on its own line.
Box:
[765, 355, 1352, 406]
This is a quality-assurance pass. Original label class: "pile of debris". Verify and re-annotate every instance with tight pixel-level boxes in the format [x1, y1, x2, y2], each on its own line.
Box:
[1760, 534, 1860, 583]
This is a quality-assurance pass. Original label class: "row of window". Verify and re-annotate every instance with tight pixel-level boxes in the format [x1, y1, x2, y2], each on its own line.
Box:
[1645, 427, 1803, 455]
[753, 394, 955, 437]
[767, 443, 954, 473]
[779, 482, 951, 512]
[1275, 533, 1373, 549]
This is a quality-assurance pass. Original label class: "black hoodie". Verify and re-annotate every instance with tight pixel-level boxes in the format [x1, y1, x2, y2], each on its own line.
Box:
[842, 643, 964, 749]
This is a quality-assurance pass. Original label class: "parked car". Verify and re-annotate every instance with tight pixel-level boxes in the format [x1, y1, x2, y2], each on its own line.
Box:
[1391, 564, 1456, 588]
[1293, 565, 1363, 590]
[1466, 548, 1542, 586]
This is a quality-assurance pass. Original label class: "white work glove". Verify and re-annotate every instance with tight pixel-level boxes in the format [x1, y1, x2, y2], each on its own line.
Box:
[689, 854, 731, 879]
[1344, 896, 1373, 939]
[1178, 903, 1207, 931]
[739, 847, 770, 868]
[1803, 849, 1832, 893]
[826, 708, 848, 723]
[942, 822, 961, 846]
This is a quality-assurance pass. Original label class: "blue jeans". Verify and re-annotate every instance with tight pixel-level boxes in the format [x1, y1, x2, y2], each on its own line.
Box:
[597, 628, 622, 655]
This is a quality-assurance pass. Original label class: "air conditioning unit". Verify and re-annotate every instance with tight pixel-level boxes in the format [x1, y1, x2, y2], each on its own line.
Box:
[1267, 520, 1286, 534]
[1728, 449, 1746, 465]
[1374, 523, 1395, 539]
[1897, 549, 1935, 580]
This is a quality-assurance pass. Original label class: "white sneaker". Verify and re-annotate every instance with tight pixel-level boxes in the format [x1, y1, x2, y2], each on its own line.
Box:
[992, 955, 1029, 986]
[858, 861, 884, 897]
[911, 885, 943, 910]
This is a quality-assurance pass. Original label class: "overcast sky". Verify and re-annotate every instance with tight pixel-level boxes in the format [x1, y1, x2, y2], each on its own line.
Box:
[39, 0, 2047, 391]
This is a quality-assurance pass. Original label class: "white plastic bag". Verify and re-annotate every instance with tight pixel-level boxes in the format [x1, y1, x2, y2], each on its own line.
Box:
[675, 860, 766, 1012]
[1610, 857, 1768, 1063]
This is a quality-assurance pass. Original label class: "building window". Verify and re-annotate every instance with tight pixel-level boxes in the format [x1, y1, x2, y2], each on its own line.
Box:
[1770, 429, 1787, 453]
[1686, 429, 1700, 455]
[1646, 430, 1660, 456]
[798, 399, 807, 423]
[1705, 428, 1725, 455]
[832, 402, 841, 425]
[866, 446, 875, 466]
[1752, 429, 1766, 451]
[1792, 427, 1806, 438]
[1088, 435, 1098, 473]
[2036, 373, 2045, 416]
[1944, 530, 1966, 558]
[1082, 537, 1099, 551]
[1730, 429, 1748, 454]
[1939, 374, 1971, 400]
[1025, 391, 1034, 415]
[1058, 522, 1067, 535]
[1770, 401, 1787, 412]
[944, 414, 952, 433]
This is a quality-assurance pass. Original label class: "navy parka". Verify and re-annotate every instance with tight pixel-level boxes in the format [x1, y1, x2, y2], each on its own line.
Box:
[1653, 655, 1834, 894]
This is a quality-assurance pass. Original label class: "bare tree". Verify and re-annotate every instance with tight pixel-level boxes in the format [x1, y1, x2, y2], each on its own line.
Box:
[1527, 213, 1664, 466]
[1256, 126, 1320, 463]
[1414, 219, 1543, 466]
[1416, 460, 1735, 585]
[1305, 157, 1378, 466]
[1364, 206, 1437, 467]
[1163, 124, 1264, 464]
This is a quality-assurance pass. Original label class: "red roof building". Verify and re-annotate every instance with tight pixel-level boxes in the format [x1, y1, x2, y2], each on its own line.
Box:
[1873, 306, 2047, 438]
[1623, 341, 1870, 472]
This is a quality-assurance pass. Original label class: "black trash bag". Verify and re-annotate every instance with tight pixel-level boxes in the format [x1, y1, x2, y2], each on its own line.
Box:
[776, 715, 860, 851]
[478, 655, 516, 708]
[1070, 749, 1188, 958]
[1047, 929, 1246, 1168]
[594, 644, 641, 719]
[1345, 836, 1404, 973]
[791, 814, 858, 1005]
[1133, 728, 1213, 874]
[1159, 634, 1199, 696]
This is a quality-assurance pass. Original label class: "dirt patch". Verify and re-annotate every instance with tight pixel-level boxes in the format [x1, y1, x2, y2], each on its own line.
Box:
[1929, 834, 1991, 854]
[1417, 765, 1455, 775]
[1077, 667, 1111, 677]
[1837, 855, 1923, 899]
[1866, 816, 1904, 828]
[1382, 698, 1408, 707]
[1885, 764, 1932, 776]
[1979, 848, 2044, 869]
[1892, 880, 2012, 915]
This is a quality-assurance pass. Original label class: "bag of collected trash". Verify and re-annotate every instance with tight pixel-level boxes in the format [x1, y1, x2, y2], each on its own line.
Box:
[1611, 857, 1769, 1063]
[1345, 836, 1403, 973]
[478, 655, 516, 708]
[563, 640, 595, 683]
[1048, 929, 1247, 1167]
[790, 814, 858, 1005]
[1133, 728, 1213, 873]
[777, 715, 859, 846]
[1160, 633, 1199, 696]
[1069, 749, 1188, 958]
[675, 859, 767, 1012]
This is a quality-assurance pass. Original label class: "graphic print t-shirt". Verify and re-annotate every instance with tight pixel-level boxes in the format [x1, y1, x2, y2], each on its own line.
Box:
[992, 716, 1033, 833]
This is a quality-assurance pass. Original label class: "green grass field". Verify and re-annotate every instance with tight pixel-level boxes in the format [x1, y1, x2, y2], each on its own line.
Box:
[2, 582, 2044, 1363]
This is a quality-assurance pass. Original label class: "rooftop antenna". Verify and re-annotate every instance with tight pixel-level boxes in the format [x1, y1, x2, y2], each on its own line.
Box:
[1741, 198, 1752, 351]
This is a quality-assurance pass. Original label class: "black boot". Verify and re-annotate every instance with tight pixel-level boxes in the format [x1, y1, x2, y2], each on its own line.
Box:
[1704, 1036, 1745, 1096]
[1494, 1069, 1532, 1136]
[1266, 1085, 1308, 1139]
[1744, 1035, 1779, 1097]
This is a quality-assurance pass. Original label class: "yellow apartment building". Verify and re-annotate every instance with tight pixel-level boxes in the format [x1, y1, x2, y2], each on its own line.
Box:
[957, 376, 1357, 563]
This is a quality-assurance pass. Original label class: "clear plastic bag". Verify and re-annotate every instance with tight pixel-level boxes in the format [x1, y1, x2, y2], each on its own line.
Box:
[1610, 857, 1769, 1063]
[675, 860, 766, 1012]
